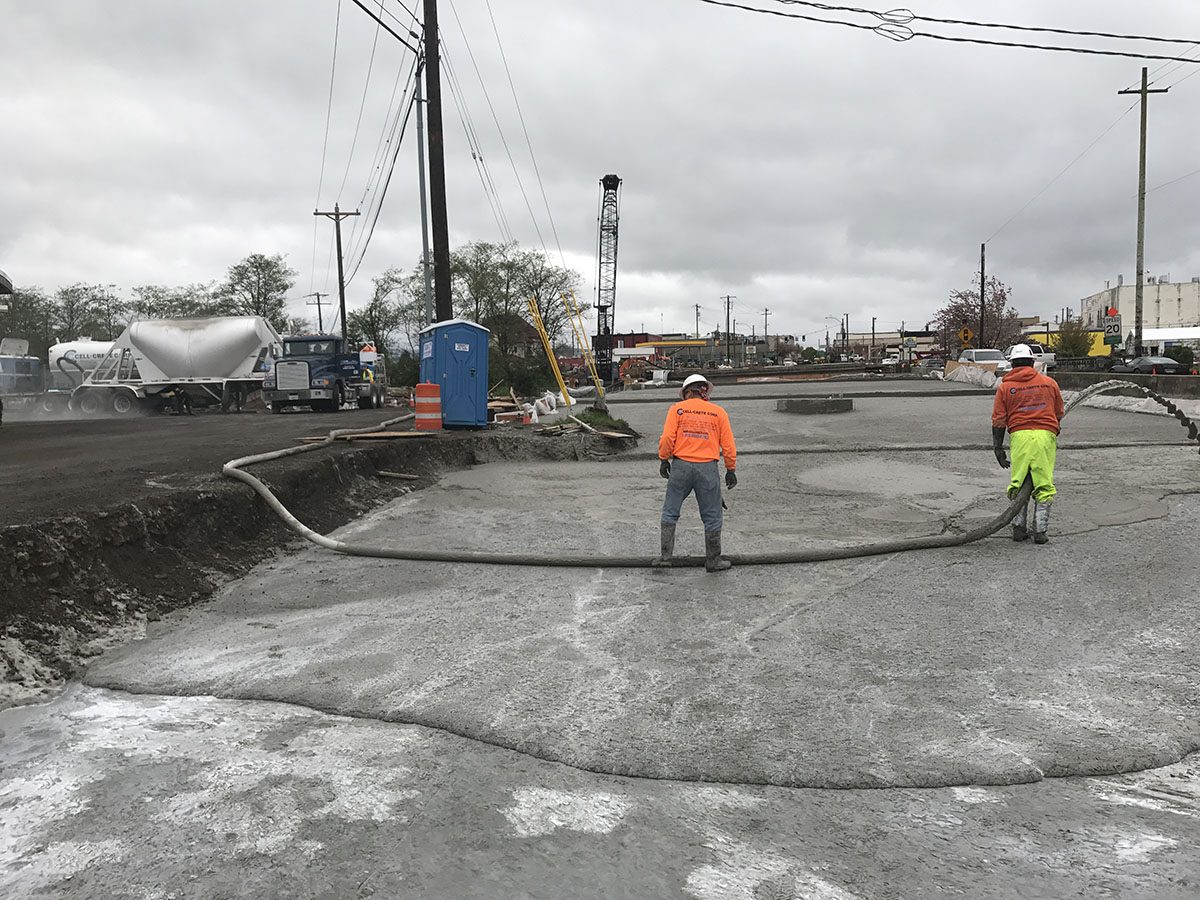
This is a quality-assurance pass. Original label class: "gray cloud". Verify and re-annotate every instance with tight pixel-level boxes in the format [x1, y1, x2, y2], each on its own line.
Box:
[2, 0, 1198, 342]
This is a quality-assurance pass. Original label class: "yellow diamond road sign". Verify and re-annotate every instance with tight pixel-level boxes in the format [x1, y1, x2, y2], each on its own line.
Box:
[958, 326, 974, 343]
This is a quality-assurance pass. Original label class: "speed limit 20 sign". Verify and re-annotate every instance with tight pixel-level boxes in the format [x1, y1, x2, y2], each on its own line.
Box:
[1103, 314, 1122, 346]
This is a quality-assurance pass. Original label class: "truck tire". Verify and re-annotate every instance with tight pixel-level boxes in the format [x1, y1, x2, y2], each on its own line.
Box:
[357, 390, 374, 410]
[111, 393, 137, 415]
[269, 402, 285, 414]
[78, 391, 104, 416]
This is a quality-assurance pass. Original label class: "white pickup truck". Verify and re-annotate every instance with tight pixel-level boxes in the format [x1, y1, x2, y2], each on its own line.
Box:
[1004, 342, 1056, 371]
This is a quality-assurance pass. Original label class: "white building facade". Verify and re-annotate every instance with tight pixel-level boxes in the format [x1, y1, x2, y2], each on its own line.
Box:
[1081, 278, 1200, 330]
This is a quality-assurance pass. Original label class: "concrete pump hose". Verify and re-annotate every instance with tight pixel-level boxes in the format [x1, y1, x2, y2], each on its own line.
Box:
[223, 380, 1198, 569]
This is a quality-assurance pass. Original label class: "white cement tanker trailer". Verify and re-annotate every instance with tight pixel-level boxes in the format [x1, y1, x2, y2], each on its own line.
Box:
[72, 316, 283, 415]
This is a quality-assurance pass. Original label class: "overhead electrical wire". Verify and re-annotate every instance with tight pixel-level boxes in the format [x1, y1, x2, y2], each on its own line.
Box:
[769, 1, 1200, 46]
[344, 68, 421, 284]
[336, 0, 386, 202]
[697, 0, 1200, 64]
[312, 0, 344, 297]
[442, 40, 515, 243]
[984, 100, 1139, 243]
[482, 0, 567, 267]
[443, 0, 550, 252]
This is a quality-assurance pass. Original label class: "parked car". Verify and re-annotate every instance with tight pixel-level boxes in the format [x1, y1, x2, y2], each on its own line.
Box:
[1109, 356, 1190, 375]
[880, 354, 901, 367]
[1003, 342, 1056, 370]
[958, 348, 1012, 373]
[915, 357, 945, 372]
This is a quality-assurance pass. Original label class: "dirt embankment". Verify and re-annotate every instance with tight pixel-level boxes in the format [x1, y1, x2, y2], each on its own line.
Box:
[1, 428, 634, 707]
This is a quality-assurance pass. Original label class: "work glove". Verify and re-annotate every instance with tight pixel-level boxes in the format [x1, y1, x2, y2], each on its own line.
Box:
[991, 426, 1009, 469]
[659, 459, 671, 479]
[725, 470, 737, 489]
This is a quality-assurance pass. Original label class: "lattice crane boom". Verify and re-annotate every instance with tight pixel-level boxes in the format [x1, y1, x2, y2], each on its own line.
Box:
[594, 174, 621, 383]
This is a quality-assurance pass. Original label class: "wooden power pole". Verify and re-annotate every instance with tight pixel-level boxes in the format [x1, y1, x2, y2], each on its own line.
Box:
[1118, 67, 1169, 356]
[423, 0, 454, 322]
[313, 204, 360, 341]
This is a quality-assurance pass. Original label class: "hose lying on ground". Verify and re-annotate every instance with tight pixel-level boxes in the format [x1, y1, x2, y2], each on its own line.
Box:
[223, 380, 1198, 569]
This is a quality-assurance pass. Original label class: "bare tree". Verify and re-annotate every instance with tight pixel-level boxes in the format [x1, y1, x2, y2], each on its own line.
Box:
[933, 276, 1022, 352]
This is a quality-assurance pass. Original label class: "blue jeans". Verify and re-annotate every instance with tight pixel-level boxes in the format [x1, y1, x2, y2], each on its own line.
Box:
[661, 458, 723, 531]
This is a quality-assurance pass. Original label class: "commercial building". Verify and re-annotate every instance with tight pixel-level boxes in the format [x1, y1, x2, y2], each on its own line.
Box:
[1080, 276, 1200, 330]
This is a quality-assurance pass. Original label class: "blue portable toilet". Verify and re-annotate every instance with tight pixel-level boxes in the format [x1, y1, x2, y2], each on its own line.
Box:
[418, 319, 490, 428]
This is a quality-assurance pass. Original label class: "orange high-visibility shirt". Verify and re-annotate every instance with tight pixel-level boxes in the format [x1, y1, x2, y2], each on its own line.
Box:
[658, 397, 737, 469]
[991, 365, 1065, 435]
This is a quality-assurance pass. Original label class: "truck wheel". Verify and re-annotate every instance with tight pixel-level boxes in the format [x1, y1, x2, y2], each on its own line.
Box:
[111, 393, 137, 415]
[78, 392, 103, 416]
[357, 392, 374, 410]
[269, 402, 285, 414]
[375, 386, 385, 408]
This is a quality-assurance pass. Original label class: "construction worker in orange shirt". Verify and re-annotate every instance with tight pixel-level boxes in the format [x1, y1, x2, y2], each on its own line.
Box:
[992, 343, 1065, 544]
[656, 373, 738, 572]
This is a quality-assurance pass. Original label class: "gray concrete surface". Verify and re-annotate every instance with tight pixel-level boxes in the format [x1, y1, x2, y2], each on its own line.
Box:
[3, 383, 1199, 897]
[2, 687, 1197, 899]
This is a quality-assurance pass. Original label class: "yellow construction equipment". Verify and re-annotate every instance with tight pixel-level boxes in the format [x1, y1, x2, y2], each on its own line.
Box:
[563, 291, 606, 401]
[526, 296, 575, 408]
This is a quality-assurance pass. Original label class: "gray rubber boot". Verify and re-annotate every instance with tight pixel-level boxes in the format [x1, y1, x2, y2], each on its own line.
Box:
[653, 523, 676, 568]
[1033, 500, 1051, 544]
[704, 530, 732, 572]
[1011, 502, 1029, 542]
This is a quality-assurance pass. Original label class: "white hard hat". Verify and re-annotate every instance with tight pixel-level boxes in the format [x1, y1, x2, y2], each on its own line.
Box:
[1008, 343, 1035, 360]
[680, 373, 711, 397]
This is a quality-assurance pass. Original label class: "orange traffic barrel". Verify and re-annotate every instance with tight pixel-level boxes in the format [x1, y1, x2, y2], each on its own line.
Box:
[415, 383, 442, 431]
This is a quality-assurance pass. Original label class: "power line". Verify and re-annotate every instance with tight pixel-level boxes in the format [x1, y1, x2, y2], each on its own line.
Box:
[336, 0, 386, 202]
[311, 0, 343, 295]
[344, 68, 422, 284]
[482, 0, 566, 266]
[769, 1, 1200, 46]
[985, 100, 1139, 243]
[1147, 166, 1200, 194]
[698, 0, 1200, 64]
[443, 0, 549, 251]
[441, 38, 515, 243]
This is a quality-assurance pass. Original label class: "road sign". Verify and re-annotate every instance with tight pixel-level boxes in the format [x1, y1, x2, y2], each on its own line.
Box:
[1103, 314, 1122, 346]
[958, 326, 974, 344]
[903, 337, 917, 348]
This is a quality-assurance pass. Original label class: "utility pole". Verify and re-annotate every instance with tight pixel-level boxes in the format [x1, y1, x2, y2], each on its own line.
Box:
[414, 62, 435, 326]
[978, 242, 986, 348]
[313, 203, 360, 342]
[1119, 67, 1169, 356]
[305, 291, 330, 333]
[423, 0, 453, 322]
[694, 303, 701, 340]
[843, 314, 849, 354]
[761, 308, 771, 351]
[871, 316, 876, 357]
[722, 295, 735, 363]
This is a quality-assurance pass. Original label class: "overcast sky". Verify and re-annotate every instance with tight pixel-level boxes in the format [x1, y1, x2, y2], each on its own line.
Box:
[3, 1, 1198, 342]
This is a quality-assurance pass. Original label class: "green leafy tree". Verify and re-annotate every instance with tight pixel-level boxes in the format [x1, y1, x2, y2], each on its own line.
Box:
[1054, 318, 1095, 358]
[1165, 345, 1194, 366]
[130, 283, 219, 320]
[216, 253, 296, 331]
[347, 267, 408, 362]
[4, 286, 56, 357]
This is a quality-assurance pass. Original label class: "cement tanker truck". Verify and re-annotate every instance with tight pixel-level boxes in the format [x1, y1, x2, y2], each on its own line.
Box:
[72, 316, 283, 415]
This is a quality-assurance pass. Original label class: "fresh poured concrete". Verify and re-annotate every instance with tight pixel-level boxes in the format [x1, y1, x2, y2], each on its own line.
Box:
[4, 383, 1199, 897]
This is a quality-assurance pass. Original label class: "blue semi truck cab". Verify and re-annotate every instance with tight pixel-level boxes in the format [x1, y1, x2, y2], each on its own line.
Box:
[262, 335, 386, 413]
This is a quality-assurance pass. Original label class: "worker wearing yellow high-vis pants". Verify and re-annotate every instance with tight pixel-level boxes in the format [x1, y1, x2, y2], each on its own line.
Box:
[991, 344, 1065, 545]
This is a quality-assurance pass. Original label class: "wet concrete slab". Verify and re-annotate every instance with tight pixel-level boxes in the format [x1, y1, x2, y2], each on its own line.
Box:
[2, 687, 1197, 899]
[4, 386, 1198, 896]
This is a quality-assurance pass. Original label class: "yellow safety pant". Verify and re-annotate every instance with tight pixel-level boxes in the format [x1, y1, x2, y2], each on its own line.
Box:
[1007, 428, 1057, 504]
